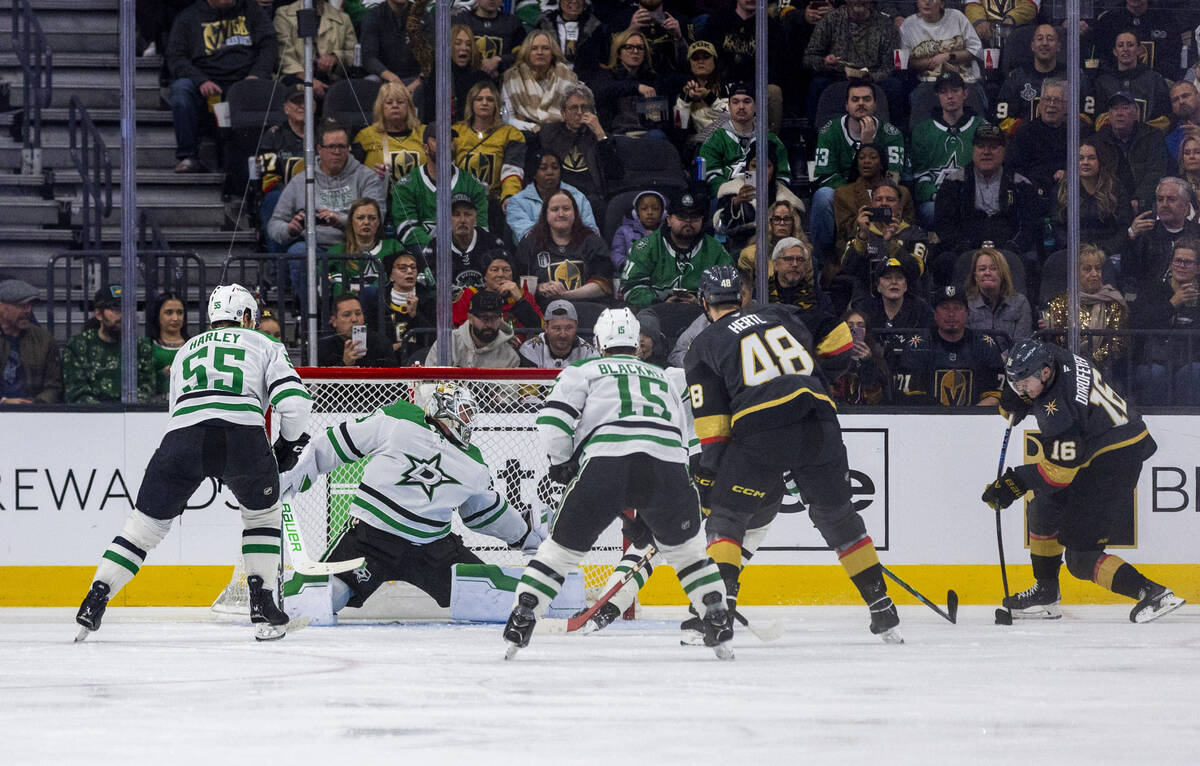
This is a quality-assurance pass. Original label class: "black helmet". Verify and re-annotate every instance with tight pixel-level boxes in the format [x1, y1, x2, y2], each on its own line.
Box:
[698, 265, 742, 306]
[1005, 338, 1054, 385]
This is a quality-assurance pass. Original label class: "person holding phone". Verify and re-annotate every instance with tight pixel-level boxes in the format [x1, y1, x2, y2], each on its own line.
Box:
[828, 308, 890, 405]
[839, 177, 929, 297]
[318, 293, 400, 367]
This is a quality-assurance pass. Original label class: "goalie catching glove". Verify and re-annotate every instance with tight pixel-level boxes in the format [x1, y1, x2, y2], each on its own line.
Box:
[512, 508, 549, 554]
[982, 468, 1027, 511]
[274, 432, 310, 473]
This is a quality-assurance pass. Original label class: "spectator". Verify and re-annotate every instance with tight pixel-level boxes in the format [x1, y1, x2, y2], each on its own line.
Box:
[145, 291, 190, 400]
[963, 0, 1037, 46]
[452, 81, 527, 211]
[426, 289, 521, 368]
[899, 0, 982, 90]
[963, 246, 1032, 348]
[165, 0, 277, 173]
[63, 286, 157, 404]
[911, 71, 987, 227]
[765, 239, 847, 367]
[892, 284, 1004, 407]
[1125, 177, 1200, 296]
[317, 293, 398, 367]
[1092, 29, 1171, 132]
[634, 310, 669, 367]
[829, 307, 890, 405]
[456, 0, 526, 80]
[353, 82, 427, 187]
[256, 87, 307, 253]
[1131, 240, 1200, 404]
[840, 177, 929, 298]
[932, 124, 1042, 285]
[736, 199, 807, 282]
[381, 250, 437, 365]
[1043, 244, 1129, 375]
[834, 145, 915, 257]
[534, 85, 624, 214]
[588, 29, 669, 138]
[443, 24, 491, 121]
[672, 41, 727, 153]
[698, 82, 792, 198]
[535, 0, 609, 81]
[851, 256, 934, 342]
[258, 310, 284, 341]
[1178, 136, 1200, 203]
[1167, 81, 1200, 163]
[515, 189, 612, 310]
[274, 0, 357, 100]
[422, 192, 507, 288]
[391, 124, 490, 252]
[506, 150, 598, 244]
[501, 29, 580, 133]
[715, 140, 808, 256]
[801, 0, 903, 122]
[327, 198, 401, 305]
[621, 189, 733, 310]
[361, 0, 430, 92]
[1093, 90, 1169, 213]
[666, 266, 756, 368]
[609, 0, 688, 80]
[810, 80, 905, 265]
[702, 0, 784, 130]
[1050, 137, 1133, 259]
[1007, 79, 1087, 200]
[518, 299, 598, 368]
[994, 23, 1070, 130]
[611, 190, 665, 271]
[451, 251, 543, 335]
[1088, 0, 1188, 81]
[0, 279, 62, 404]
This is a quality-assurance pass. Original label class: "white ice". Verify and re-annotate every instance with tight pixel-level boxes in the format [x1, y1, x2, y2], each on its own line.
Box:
[2, 605, 1198, 765]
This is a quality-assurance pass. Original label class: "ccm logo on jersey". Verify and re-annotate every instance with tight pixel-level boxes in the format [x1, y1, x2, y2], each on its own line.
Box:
[732, 485, 767, 498]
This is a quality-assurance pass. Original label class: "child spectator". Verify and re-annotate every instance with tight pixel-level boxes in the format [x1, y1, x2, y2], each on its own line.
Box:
[610, 190, 665, 270]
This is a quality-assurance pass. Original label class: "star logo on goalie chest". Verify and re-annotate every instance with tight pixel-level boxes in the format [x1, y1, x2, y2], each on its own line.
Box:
[397, 453, 460, 501]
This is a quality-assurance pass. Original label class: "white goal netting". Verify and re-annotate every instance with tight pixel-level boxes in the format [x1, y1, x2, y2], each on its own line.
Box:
[212, 368, 624, 619]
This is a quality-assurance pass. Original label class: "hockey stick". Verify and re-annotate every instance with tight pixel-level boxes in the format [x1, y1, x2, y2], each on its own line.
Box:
[881, 565, 958, 624]
[282, 498, 364, 576]
[731, 609, 785, 641]
[993, 416, 1016, 626]
[535, 546, 658, 635]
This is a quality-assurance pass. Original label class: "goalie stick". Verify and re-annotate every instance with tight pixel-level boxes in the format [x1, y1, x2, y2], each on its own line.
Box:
[881, 566, 958, 624]
[282, 497, 364, 576]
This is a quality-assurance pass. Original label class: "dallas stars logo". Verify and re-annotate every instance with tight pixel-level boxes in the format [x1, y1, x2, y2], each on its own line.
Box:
[1043, 399, 1059, 415]
[397, 453, 460, 501]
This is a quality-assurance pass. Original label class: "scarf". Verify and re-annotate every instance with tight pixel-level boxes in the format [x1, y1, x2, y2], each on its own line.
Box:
[1079, 284, 1126, 328]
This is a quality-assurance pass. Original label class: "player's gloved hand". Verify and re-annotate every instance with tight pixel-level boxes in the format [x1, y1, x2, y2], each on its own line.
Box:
[279, 444, 319, 498]
[981, 468, 1027, 511]
[273, 432, 310, 473]
[547, 458, 579, 485]
[622, 513, 654, 549]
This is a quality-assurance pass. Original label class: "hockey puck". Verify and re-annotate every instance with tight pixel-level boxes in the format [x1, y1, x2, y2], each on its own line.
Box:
[994, 608, 1013, 625]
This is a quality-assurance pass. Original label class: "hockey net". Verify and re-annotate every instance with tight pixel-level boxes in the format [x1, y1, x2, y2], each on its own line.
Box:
[212, 367, 624, 619]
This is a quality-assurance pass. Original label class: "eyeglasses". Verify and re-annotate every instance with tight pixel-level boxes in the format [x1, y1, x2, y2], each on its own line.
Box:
[1173, 258, 1199, 267]
[769, 216, 792, 224]
[320, 144, 349, 151]
[777, 255, 809, 264]
[1040, 96, 1065, 104]
[563, 104, 592, 113]
[621, 44, 646, 52]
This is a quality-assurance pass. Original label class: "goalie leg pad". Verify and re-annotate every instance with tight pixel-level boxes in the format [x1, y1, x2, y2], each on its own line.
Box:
[241, 502, 283, 584]
[514, 538, 584, 619]
[659, 535, 728, 616]
[92, 509, 173, 598]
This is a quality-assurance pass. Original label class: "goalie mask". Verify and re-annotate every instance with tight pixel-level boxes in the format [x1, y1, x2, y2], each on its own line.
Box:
[592, 307, 640, 353]
[207, 283, 259, 326]
[422, 382, 478, 446]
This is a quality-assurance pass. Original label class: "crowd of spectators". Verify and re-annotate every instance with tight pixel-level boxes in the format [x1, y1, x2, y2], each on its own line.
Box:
[9, 0, 1200, 408]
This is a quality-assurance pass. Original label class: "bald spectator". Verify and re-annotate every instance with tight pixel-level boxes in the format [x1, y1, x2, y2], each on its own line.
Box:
[0, 280, 62, 404]
[517, 299, 598, 368]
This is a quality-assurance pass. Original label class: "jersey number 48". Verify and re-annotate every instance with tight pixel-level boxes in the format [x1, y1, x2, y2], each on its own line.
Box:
[740, 326, 815, 387]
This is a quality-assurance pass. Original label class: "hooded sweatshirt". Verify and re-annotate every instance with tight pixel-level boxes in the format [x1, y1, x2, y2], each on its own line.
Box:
[166, 0, 278, 85]
[267, 154, 387, 247]
[426, 320, 521, 368]
[610, 191, 665, 270]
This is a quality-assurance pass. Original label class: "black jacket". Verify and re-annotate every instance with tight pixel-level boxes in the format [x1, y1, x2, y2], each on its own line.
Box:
[934, 163, 1044, 257]
[166, 0, 277, 85]
[534, 123, 624, 200]
[1092, 122, 1170, 213]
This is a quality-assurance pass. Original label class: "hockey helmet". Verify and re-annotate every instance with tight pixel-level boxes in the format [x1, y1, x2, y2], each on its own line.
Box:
[422, 382, 478, 446]
[698, 265, 742, 307]
[592, 307, 640, 353]
[207, 283, 259, 326]
[1005, 337, 1055, 389]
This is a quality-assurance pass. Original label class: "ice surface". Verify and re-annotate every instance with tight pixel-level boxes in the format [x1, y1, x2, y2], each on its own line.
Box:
[2, 605, 1197, 765]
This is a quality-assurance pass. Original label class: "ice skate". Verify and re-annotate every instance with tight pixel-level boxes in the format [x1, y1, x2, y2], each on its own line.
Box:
[868, 596, 903, 644]
[503, 593, 538, 659]
[576, 602, 620, 636]
[1002, 580, 1062, 619]
[701, 592, 735, 660]
[247, 575, 290, 641]
[1130, 583, 1185, 624]
[679, 604, 706, 646]
[74, 581, 111, 642]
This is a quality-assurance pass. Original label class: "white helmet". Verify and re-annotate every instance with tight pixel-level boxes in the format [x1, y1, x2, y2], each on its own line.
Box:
[421, 382, 478, 446]
[593, 307, 640, 353]
[208, 284, 258, 326]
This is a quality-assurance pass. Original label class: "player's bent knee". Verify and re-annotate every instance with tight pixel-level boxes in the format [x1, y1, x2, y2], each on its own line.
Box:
[123, 509, 174, 550]
[1064, 549, 1103, 581]
[810, 503, 866, 549]
[536, 538, 586, 575]
[242, 501, 282, 529]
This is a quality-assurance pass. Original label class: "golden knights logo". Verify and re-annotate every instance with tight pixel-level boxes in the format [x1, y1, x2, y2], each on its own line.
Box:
[935, 368, 972, 406]
[202, 17, 252, 55]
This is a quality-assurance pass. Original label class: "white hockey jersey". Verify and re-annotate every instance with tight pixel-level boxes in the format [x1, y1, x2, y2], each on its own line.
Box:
[536, 354, 689, 468]
[166, 327, 312, 439]
[285, 400, 530, 546]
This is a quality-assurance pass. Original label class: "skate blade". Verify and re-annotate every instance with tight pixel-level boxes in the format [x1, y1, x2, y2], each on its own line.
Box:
[712, 643, 735, 661]
[254, 616, 311, 642]
[1133, 595, 1185, 624]
[679, 630, 706, 647]
[1009, 605, 1063, 620]
[877, 628, 905, 645]
[503, 642, 522, 660]
[74, 626, 93, 643]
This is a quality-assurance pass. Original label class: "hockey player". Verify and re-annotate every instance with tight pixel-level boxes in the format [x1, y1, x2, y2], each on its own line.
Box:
[503, 307, 734, 659]
[685, 265, 902, 643]
[279, 382, 545, 615]
[983, 337, 1185, 622]
[75, 284, 314, 641]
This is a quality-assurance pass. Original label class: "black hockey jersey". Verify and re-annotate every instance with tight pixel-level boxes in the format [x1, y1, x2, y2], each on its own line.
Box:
[998, 346, 1154, 493]
[893, 328, 1004, 406]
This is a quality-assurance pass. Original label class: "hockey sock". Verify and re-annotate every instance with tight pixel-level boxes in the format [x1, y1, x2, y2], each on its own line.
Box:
[1093, 554, 1152, 600]
[659, 535, 727, 616]
[740, 524, 770, 569]
[706, 536, 742, 593]
[515, 538, 584, 618]
[837, 535, 888, 605]
[241, 503, 283, 585]
[92, 510, 173, 598]
[1029, 532, 1064, 582]
[598, 545, 656, 616]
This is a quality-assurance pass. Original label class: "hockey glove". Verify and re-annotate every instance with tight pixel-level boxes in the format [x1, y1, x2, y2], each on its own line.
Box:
[981, 468, 1027, 511]
[547, 458, 579, 485]
[622, 513, 654, 549]
[273, 432, 310, 473]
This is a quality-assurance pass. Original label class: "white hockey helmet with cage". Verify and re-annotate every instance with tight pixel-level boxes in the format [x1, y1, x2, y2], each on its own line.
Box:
[420, 382, 478, 446]
[207, 283, 259, 326]
[593, 307, 640, 353]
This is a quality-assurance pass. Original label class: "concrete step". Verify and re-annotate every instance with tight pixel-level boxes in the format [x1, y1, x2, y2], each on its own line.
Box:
[1, 8, 118, 33]
[0, 0, 118, 11]
[0, 53, 160, 70]
[0, 225, 259, 270]
[1, 64, 161, 98]
[0, 168, 225, 200]
[42, 80, 163, 110]
[0, 139, 177, 172]
[0, 196, 228, 228]
[31, 122, 175, 147]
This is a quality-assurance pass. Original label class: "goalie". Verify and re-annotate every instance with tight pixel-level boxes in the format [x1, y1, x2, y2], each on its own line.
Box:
[279, 382, 545, 616]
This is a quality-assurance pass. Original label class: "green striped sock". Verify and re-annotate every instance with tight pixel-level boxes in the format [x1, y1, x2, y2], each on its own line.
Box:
[242, 526, 282, 583]
[93, 535, 147, 598]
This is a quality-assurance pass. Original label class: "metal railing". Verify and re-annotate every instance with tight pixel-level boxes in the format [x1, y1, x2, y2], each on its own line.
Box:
[68, 97, 113, 251]
[10, 0, 53, 174]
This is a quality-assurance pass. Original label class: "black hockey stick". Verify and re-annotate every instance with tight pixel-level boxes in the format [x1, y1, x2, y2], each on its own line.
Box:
[993, 416, 1016, 626]
[881, 566, 958, 624]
